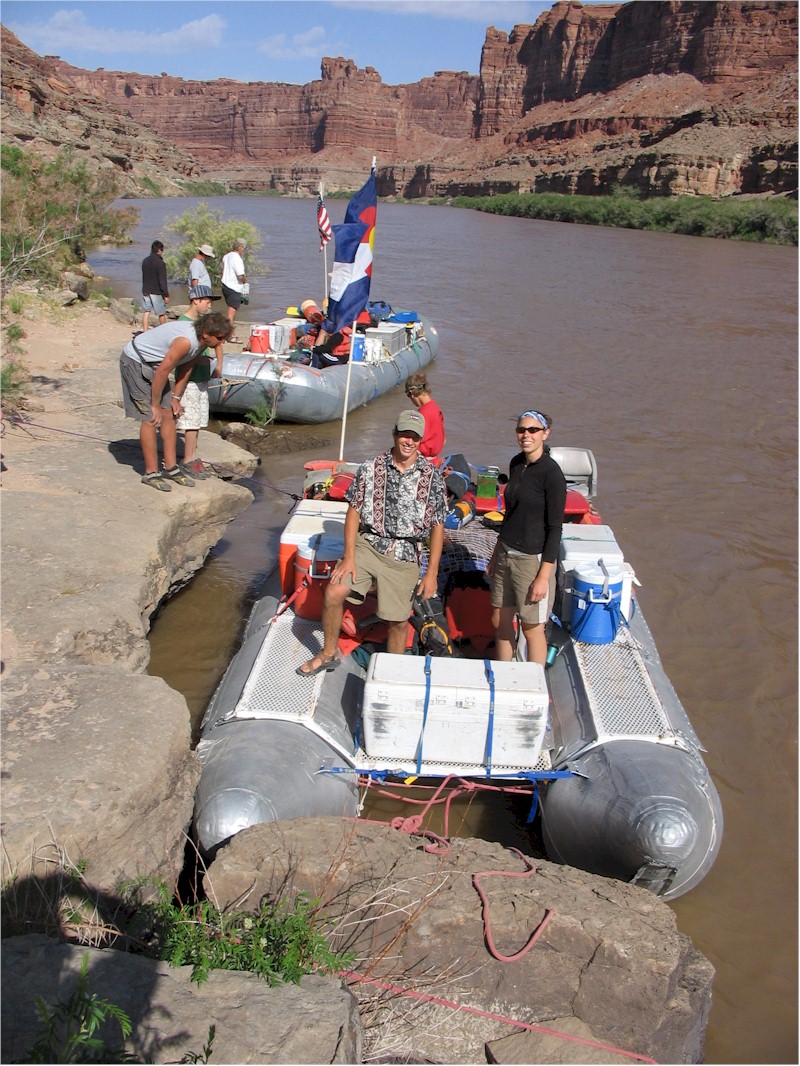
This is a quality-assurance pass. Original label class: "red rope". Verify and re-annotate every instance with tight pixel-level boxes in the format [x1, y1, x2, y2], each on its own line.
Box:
[472, 847, 554, 962]
[336, 967, 657, 1064]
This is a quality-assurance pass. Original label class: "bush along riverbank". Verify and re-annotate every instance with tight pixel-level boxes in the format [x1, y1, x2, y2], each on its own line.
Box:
[448, 189, 798, 244]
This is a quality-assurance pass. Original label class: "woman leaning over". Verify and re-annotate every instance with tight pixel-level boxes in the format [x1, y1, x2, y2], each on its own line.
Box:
[488, 409, 567, 665]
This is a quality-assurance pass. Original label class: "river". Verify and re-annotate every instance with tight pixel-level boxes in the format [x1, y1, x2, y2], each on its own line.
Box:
[89, 196, 797, 1065]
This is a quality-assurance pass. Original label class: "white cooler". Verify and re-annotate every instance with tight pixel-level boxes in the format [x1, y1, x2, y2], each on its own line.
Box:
[362, 653, 548, 769]
[558, 524, 636, 621]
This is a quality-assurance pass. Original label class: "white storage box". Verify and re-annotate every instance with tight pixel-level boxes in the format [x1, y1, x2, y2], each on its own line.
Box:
[362, 653, 548, 768]
[270, 317, 302, 355]
[364, 322, 408, 358]
[558, 525, 636, 621]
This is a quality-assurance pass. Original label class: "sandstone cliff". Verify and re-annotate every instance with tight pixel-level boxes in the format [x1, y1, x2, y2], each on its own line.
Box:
[2, 1, 797, 199]
[0, 28, 202, 197]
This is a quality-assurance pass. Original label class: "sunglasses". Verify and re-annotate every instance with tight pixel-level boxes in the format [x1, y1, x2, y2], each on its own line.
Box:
[516, 425, 545, 435]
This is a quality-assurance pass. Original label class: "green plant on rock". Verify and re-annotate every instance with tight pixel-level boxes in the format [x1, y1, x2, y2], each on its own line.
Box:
[128, 879, 352, 987]
[23, 955, 132, 1064]
[163, 203, 267, 288]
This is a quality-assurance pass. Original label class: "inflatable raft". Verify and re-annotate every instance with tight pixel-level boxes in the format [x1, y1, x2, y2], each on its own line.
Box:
[209, 309, 438, 424]
[194, 448, 722, 900]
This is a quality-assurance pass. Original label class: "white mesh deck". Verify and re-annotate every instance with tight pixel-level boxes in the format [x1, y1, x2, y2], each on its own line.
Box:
[350, 747, 553, 779]
[573, 625, 673, 739]
[236, 613, 325, 720]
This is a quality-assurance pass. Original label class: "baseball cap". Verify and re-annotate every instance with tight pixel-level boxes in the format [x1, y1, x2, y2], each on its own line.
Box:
[190, 285, 220, 301]
[395, 410, 426, 437]
[198, 244, 215, 257]
[235, 238, 248, 249]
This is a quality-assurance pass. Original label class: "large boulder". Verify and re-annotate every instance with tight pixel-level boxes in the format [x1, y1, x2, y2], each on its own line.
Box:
[205, 817, 715, 1065]
[1, 935, 362, 1065]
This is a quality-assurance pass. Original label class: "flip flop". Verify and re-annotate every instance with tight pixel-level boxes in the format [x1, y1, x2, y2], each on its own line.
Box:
[296, 654, 340, 677]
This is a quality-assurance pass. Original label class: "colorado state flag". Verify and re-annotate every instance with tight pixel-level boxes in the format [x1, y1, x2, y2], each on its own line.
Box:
[325, 166, 377, 334]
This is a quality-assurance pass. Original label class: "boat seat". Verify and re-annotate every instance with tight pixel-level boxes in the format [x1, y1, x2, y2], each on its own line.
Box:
[549, 447, 598, 499]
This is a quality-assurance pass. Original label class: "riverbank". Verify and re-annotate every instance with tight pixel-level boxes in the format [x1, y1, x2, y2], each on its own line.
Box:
[447, 190, 799, 244]
[1, 297, 715, 1064]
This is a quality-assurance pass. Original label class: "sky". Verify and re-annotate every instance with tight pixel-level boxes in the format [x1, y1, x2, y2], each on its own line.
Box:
[3, 0, 572, 86]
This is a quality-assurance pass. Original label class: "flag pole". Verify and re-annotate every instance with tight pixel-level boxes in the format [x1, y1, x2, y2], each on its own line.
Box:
[338, 320, 358, 461]
[319, 181, 329, 300]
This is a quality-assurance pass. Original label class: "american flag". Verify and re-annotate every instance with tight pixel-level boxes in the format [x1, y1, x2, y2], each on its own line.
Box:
[317, 195, 332, 251]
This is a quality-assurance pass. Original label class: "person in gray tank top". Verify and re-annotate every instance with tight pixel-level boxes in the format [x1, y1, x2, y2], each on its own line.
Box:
[119, 311, 232, 491]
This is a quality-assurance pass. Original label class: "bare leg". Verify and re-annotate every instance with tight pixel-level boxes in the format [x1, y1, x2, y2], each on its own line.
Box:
[521, 621, 547, 665]
[298, 583, 349, 673]
[386, 619, 408, 654]
[182, 428, 199, 463]
[140, 420, 160, 474]
[492, 605, 517, 661]
[141, 311, 150, 332]
[159, 410, 178, 470]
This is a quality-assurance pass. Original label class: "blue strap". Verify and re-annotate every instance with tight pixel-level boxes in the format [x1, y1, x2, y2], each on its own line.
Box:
[483, 659, 496, 776]
[415, 655, 433, 776]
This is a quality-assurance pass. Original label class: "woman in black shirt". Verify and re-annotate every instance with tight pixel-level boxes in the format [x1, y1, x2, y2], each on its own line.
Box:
[488, 409, 566, 665]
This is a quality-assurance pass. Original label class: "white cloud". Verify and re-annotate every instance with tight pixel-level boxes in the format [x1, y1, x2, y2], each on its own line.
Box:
[7, 9, 228, 57]
[331, 0, 541, 23]
[257, 24, 345, 61]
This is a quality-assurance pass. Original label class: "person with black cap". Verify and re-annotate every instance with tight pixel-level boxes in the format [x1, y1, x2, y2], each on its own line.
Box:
[297, 408, 448, 676]
[176, 286, 224, 478]
[221, 238, 249, 341]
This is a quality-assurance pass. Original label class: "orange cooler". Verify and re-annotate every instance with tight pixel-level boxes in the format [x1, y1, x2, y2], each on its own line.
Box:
[293, 533, 345, 620]
[249, 325, 271, 353]
[277, 499, 349, 596]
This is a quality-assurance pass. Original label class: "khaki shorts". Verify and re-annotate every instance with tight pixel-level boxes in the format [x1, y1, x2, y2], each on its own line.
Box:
[176, 381, 210, 431]
[490, 542, 554, 625]
[344, 535, 420, 622]
[119, 354, 171, 421]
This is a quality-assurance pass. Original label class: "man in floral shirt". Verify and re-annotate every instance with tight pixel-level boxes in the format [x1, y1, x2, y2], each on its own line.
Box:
[297, 409, 448, 676]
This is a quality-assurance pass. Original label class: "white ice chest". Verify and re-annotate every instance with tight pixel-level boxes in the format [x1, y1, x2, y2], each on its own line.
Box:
[558, 524, 636, 621]
[362, 653, 549, 769]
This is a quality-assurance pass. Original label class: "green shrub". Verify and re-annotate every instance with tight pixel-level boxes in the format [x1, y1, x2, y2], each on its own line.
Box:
[23, 956, 132, 1064]
[451, 190, 797, 244]
[127, 880, 352, 987]
[163, 203, 267, 287]
[1, 357, 29, 414]
[1, 146, 139, 292]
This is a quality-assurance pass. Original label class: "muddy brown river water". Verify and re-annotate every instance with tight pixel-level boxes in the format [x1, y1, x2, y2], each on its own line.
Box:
[91, 197, 797, 1064]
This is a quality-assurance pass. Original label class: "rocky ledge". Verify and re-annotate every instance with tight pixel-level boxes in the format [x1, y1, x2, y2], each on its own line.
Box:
[1, 300, 713, 1063]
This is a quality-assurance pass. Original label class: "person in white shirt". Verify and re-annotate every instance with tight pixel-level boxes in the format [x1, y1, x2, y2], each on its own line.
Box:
[221, 238, 248, 341]
[188, 244, 215, 296]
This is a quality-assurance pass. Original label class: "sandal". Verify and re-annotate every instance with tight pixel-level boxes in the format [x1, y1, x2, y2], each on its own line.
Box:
[296, 653, 341, 677]
[162, 465, 195, 487]
[180, 459, 211, 480]
[142, 471, 172, 492]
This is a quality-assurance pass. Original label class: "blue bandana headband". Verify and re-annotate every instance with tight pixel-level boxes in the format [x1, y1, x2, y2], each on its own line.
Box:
[518, 409, 549, 429]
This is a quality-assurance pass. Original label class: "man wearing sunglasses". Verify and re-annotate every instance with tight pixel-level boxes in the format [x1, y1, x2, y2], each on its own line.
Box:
[488, 409, 567, 665]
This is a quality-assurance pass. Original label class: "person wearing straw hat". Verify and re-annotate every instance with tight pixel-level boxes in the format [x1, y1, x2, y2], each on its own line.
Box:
[188, 244, 215, 299]
[297, 409, 448, 676]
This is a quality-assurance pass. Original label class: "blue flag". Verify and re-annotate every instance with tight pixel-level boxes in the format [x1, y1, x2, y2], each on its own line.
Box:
[325, 167, 377, 334]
